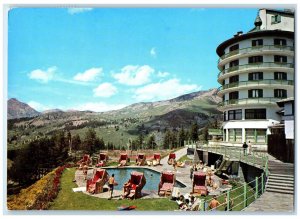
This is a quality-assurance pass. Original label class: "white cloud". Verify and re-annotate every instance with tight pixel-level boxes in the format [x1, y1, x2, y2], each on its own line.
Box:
[28, 66, 57, 83]
[134, 78, 201, 101]
[73, 67, 102, 82]
[67, 8, 93, 15]
[93, 82, 117, 97]
[28, 101, 51, 112]
[113, 65, 154, 86]
[150, 47, 156, 58]
[157, 71, 170, 78]
[74, 102, 127, 112]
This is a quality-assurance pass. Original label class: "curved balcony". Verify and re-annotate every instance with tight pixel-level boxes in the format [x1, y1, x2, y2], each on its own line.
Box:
[217, 79, 294, 96]
[218, 45, 294, 68]
[217, 62, 294, 82]
[218, 97, 284, 110]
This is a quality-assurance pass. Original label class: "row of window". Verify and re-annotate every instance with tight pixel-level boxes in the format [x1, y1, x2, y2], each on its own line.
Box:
[224, 72, 288, 85]
[229, 38, 287, 52]
[225, 89, 287, 100]
[228, 55, 288, 68]
[224, 108, 266, 121]
[225, 128, 267, 143]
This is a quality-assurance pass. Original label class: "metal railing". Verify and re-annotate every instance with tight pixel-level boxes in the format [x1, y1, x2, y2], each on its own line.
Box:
[218, 45, 294, 63]
[218, 62, 294, 78]
[218, 97, 284, 107]
[218, 79, 293, 91]
[195, 145, 269, 211]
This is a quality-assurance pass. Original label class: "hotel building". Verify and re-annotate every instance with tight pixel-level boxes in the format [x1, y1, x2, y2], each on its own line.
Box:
[215, 9, 294, 151]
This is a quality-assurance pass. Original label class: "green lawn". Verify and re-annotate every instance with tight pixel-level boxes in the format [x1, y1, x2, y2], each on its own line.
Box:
[49, 168, 177, 211]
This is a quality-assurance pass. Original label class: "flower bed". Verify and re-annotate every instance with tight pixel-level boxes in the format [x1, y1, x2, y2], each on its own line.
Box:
[7, 164, 73, 210]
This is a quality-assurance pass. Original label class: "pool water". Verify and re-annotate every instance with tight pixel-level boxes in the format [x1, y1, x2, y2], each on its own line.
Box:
[105, 167, 185, 191]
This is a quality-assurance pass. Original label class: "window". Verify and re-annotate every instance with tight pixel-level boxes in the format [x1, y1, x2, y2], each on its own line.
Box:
[235, 129, 242, 143]
[248, 89, 263, 98]
[274, 72, 287, 80]
[249, 56, 263, 63]
[274, 89, 287, 98]
[229, 75, 239, 84]
[228, 109, 242, 120]
[274, 55, 287, 63]
[229, 129, 235, 142]
[229, 60, 239, 67]
[229, 91, 239, 100]
[271, 14, 281, 24]
[245, 109, 266, 119]
[229, 44, 239, 52]
[252, 39, 263, 47]
[245, 129, 266, 143]
[274, 38, 287, 46]
[245, 129, 255, 143]
[223, 112, 227, 121]
[249, 72, 263, 80]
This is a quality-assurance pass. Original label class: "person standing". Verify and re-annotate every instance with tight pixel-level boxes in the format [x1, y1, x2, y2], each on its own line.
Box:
[108, 174, 116, 200]
[248, 141, 252, 155]
[242, 142, 248, 156]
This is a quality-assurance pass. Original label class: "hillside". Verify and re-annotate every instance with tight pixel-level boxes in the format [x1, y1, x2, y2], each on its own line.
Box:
[8, 98, 41, 120]
[7, 88, 221, 149]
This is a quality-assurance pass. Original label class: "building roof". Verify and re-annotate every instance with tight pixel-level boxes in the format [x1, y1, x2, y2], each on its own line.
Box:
[216, 30, 294, 56]
[276, 97, 294, 107]
[263, 8, 295, 16]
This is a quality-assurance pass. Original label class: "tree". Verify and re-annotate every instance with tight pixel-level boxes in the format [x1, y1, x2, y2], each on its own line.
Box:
[82, 128, 97, 153]
[146, 134, 156, 149]
[190, 122, 199, 142]
[178, 127, 186, 147]
[72, 134, 81, 150]
[163, 130, 172, 149]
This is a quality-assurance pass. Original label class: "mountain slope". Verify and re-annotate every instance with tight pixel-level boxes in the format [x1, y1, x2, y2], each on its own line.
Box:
[8, 98, 41, 119]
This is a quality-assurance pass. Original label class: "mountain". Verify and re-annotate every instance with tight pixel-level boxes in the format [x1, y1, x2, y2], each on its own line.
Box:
[41, 109, 64, 114]
[7, 89, 222, 149]
[8, 98, 41, 120]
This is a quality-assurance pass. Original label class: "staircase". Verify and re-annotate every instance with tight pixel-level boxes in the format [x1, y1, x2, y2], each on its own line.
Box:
[266, 173, 294, 194]
[265, 159, 294, 195]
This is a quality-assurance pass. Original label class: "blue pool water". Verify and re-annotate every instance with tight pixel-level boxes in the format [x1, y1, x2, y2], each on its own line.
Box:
[105, 167, 185, 191]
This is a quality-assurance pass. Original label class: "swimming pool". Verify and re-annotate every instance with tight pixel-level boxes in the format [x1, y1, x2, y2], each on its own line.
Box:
[105, 167, 185, 191]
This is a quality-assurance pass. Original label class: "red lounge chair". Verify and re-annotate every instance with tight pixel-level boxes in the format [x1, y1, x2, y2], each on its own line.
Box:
[96, 153, 108, 167]
[124, 171, 146, 199]
[119, 153, 128, 166]
[192, 171, 208, 196]
[77, 154, 91, 168]
[135, 153, 146, 166]
[167, 153, 176, 165]
[86, 169, 109, 194]
[158, 171, 175, 196]
[153, 153, 161, 165]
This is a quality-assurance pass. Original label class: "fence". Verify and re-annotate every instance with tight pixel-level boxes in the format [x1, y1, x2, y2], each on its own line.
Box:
[194, 144, 268, 211]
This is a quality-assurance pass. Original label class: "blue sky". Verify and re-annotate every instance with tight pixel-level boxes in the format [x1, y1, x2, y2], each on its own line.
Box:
[8, 7, 258, 112]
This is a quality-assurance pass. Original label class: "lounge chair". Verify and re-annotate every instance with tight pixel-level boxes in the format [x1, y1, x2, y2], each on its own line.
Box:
[153, 153, 161, 166]
[86, 168, 109, 194]
[167, 153, 176, 165]
[118, 153, 128, 166]
[77, 154, 91, 169]
[96, 153, 108, 167]
[192, 171, 207, 196]
[158, 171, 175, 196]
[135, 153, 146, 166]
[123, 171, 146, 199]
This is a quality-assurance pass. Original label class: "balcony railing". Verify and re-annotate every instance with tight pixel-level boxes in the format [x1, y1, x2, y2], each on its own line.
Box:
[218, 97, 284, 107]
[218, 45, 294, 63]
[218, 62, 294, 78]
[218, 79, 294, 91]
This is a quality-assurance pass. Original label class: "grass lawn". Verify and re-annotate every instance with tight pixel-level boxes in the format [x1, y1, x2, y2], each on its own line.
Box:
[49, 168, 177, 211]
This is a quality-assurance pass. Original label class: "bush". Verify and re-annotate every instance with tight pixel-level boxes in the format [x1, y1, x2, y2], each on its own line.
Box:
[7, 164, 72, 210]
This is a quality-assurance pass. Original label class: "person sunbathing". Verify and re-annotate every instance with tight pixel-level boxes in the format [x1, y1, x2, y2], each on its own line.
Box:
[122, 180, 132, 199]
[206, 176, 214, 187]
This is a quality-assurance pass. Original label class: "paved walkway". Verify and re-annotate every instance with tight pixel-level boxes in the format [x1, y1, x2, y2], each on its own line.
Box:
[243, 192, 294, 212]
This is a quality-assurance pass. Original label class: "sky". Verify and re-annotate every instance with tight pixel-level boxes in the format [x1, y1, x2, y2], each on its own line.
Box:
[8, 7, 258, 112]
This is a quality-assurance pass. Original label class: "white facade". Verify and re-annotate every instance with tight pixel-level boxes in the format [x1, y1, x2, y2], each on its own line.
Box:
[215, 9, 294, 151]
